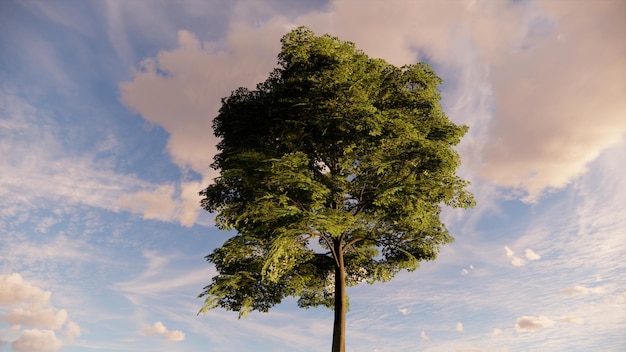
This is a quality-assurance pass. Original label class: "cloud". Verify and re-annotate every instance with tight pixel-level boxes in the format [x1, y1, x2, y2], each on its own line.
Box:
[481, 0, 626, 200]
[559, 285, 606, 296]
[461, 269, 468, 275]
[504, 245, 525, 267]
[524, 248, 541, 261]
[119, 24, 287, 177]
[3, 307, 68, 330]
[142, 321, 186, 342]
[0, 273, 80, 349]
[398, 308, 409, 316]
[515, 315, 555, 332]
[456, 322, 464, 333]
[0, 274, 68, 330]
[491, 328, 502, 336]
[117, 184, 179, 222]
[64, 321, 82, 341]
[0, 273, 51, 307]
[420, 331, 429, 340]
[11, 329, 62, 352]
[559, 316, 584, 324]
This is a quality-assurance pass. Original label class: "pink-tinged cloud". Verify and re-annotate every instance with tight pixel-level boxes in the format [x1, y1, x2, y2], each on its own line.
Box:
[482, 0, 626, 199]
[120, 0, 626, 225]
[0, 273, 51, 307]
[11, 329, 62, 352]
[3, 307, 68, 330]
[559, 285, 606, 296]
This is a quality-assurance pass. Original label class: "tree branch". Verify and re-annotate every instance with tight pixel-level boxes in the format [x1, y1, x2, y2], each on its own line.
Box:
[341, 237, 364, 254]
[318, 232, 339, 267]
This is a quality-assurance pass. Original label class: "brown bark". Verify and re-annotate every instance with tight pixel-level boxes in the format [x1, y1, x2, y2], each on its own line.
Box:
[331, 239, 346, 352]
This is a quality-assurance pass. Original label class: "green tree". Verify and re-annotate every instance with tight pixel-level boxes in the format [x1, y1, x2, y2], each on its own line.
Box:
[199, 26, 475, 352]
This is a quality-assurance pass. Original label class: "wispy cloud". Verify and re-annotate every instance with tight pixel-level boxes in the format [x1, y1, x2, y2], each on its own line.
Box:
[559, 286, 606, 296]
[0, 92, 204, 227]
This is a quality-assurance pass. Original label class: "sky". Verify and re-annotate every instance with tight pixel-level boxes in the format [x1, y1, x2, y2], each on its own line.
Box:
[0, 0, 625, 351]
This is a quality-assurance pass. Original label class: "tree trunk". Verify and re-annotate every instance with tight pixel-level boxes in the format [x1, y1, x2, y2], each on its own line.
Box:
[331, 239, 346, 352]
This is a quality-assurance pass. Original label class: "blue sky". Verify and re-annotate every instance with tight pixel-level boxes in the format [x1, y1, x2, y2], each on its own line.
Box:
[1, 0, 625, 351]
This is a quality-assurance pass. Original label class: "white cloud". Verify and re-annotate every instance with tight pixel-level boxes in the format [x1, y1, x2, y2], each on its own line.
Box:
[11, 329, 62, 352]
[559, 285, 606, 296]
[461, 269, 468, 275]
[504, 245, 525, 267]
[398, 308, 409, 316]
[491, 328, 502, 336]
[524, 248, 541, 261]
[142, 321, 186, 342]
[420, 331, 429, 340]
[456, 322, 464, 333]
[515, 315, 555, 332]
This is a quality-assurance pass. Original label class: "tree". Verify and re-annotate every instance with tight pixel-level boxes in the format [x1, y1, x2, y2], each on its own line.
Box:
[199, 26, 475, 352]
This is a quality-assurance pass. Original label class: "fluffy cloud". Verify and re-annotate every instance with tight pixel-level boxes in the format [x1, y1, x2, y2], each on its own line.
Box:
[515, 315, 555, 332]
[491, 328, 502, 336]
[119, 25, 286, 177]
[559, 285, 606, 296]
[117, 184, 179, 222]
[0, 273, 81, 349]
[0, 273, 51, 307]
[3, 307, 68, 330]
[0, 274, 69, 330]
[398, 308, 409, 316]
[524, 248, 541, 261]
[504, 246, 541, 266]
[504, 245, 525, 267]
[420, 331, 429, 341]
[456, 322, 464, 333]
[142, 321, 186, 342]
[11, 329, 62, 352]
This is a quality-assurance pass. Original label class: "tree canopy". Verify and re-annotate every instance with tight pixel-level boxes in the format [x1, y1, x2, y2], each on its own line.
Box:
[199, 26, 475, 351]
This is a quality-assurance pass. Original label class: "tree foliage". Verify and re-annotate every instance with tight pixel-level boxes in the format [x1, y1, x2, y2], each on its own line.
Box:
[199, 26, 474, 350]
